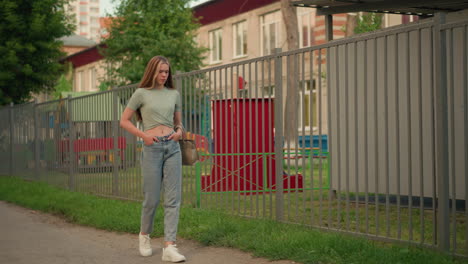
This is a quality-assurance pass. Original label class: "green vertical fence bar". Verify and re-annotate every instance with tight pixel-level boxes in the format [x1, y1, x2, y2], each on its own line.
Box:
[263, 154, 268, 193]
[195, 161, 201, 208]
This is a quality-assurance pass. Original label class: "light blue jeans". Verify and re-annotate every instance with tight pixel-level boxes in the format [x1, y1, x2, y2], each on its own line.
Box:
[140, 137, 182, 242]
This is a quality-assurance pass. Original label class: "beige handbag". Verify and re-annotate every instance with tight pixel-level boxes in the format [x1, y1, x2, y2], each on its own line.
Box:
[179, 132, 199, 166]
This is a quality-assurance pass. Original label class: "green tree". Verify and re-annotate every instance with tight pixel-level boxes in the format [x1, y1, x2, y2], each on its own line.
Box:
[354, 13, 383, 34]
[0, 0, 74, 105]
[52, 62, 73, 99]
[52, 74, 72, 99]
[102, 0, 207, 87]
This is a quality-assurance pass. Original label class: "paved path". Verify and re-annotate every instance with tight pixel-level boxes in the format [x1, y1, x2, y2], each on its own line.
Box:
[0, 201, 296, 264]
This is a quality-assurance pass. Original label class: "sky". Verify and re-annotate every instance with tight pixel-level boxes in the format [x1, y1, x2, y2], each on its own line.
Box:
[100, 0, 120, 16]
[100, 0, 210, 17]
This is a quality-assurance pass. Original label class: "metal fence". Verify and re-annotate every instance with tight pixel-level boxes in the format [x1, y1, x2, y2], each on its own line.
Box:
[1, 13, 467, 256]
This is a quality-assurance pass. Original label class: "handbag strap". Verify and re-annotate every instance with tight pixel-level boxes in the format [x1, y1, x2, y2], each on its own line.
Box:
[175, 124, 191, 140]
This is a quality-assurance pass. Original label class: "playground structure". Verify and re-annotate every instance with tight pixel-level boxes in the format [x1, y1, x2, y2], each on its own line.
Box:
[58, 137, 126, 172]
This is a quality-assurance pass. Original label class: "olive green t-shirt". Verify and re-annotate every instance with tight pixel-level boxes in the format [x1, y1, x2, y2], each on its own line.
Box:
[126, 87, 182, 130]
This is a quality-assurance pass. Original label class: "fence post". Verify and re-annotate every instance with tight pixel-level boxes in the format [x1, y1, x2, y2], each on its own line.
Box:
[325, 15, 333, 42]
[68, 95, 75, 191]
[112, 91, 119, 196]
[34, 99, 40, 180]
[9, 102, 14, 176]
[274, 48, 284, 221]
[433, 12, 450, 252]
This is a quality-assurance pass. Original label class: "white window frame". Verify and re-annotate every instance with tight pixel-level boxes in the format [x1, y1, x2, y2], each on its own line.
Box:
[297, 8, 316, 48]
[233, 20, 247, 58]
[209, 28, 223, 64]
[260, 11, 280, 56]
[76, 71, 84, 92]
[298, 80, 317, 131]
[90, 67, 97, 91]
[262, 85, 275, 98]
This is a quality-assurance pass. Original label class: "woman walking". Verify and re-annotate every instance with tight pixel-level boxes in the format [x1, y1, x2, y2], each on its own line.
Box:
[120, 56, 185, 262]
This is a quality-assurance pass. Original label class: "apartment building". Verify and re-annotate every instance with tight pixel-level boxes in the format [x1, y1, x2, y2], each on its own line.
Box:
[66, 0, 101, 42]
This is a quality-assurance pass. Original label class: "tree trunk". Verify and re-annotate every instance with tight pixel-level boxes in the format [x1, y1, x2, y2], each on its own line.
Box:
[281, 0, 299, 148]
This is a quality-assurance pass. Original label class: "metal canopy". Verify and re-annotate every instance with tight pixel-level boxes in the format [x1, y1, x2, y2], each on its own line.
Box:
[292, 0, 468, 16]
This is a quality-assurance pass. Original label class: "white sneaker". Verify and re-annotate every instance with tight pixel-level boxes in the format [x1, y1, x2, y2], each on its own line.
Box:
[139, 233, 152, 257]
[162, 244, 186, 262]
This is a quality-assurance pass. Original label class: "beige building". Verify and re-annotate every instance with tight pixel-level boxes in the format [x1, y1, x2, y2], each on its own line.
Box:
[194, 2, 420, 68]
[60, 44, 107, 93]
[66, 0, 102, 42]
[73, 61, 105, 93]
[190, 1, 426, 139]
[192, 0, 348, 137]
[194, 1, 346, 68]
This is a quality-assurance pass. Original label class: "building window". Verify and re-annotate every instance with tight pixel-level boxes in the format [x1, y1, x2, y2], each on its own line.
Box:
[79, 4, 87, 12]
[80, 15, 88, 23]
[90, 68, 97, 91]
[261, 11, 280, 56]
[263, 85, 275, 97]
[90, 17, 99, 24]
[298, 80, 317, 131]
[80, 24, 87, 33]
[233, 21, 247, 58]
[76, 71, 84, 92]
[298, 8, 316, 48]
[90, 7, 99, 13]
[209, 28, 222, 63]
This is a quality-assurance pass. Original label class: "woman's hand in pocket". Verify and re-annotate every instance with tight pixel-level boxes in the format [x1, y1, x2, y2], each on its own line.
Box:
[169, 130, 182, 141]
[143, 134, 157, 145]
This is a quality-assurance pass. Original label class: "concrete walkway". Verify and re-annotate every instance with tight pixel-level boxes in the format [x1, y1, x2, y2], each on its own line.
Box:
[0, 201, 296, 264]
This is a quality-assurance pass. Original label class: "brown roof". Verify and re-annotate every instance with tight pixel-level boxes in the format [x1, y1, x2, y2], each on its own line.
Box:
[292, 0, 468, 16]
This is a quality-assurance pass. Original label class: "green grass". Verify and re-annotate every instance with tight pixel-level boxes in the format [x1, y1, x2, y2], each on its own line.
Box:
[0, 176, 465, 264]
[24, 158, 467, 255]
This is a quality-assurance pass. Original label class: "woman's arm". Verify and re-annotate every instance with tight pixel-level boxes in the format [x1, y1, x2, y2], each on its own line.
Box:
[120, 107, 154, 145]
[169, 111, 183, 141]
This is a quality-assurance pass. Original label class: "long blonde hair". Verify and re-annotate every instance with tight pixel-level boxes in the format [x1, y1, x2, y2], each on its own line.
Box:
[135, 56, 175, 121]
